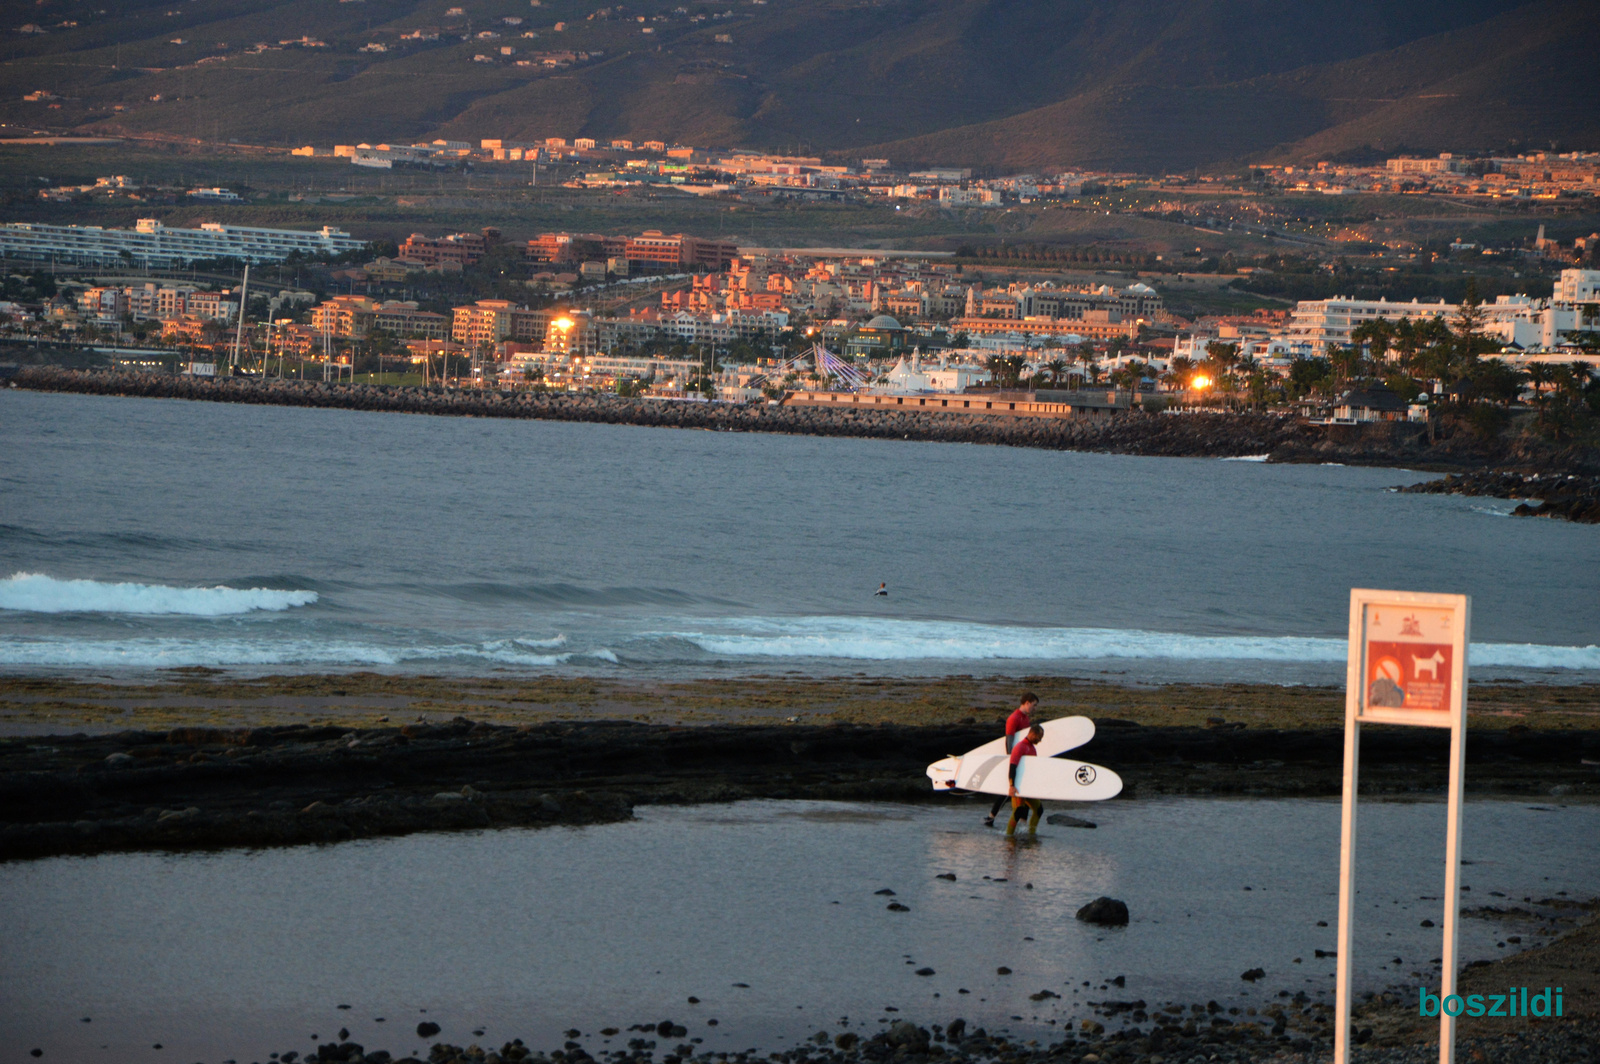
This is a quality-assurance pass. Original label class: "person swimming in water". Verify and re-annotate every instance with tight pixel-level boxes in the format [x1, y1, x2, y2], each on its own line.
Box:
[874, 583, 888, 596]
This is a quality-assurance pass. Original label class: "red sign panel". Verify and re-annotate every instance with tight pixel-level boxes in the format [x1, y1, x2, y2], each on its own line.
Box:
[1365, 640, 1453, 712]
[1360, 603, 1460, 719]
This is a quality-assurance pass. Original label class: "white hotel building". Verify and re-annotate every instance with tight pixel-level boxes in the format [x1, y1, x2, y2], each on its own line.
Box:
[1280, 270, 1600, 353]
[0, 218, 366, 267]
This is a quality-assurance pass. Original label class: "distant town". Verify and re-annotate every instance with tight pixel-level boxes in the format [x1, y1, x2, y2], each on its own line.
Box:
[2, 138, 1597, 425]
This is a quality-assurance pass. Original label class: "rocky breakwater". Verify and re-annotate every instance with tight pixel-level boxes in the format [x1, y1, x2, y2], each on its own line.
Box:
[3, 716, 1594, 861]
[1400, 470, 1600, 523]
[14, 366, 1311, 458]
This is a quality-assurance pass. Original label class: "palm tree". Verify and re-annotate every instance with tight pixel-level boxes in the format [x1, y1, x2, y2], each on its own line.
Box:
[1525, 362, 1551, 426]
[1046, 357, 1069, 386]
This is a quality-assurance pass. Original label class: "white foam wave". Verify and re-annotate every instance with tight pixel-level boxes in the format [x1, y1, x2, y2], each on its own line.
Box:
[0, 573, 317, 616]
[661, 617, 1600, 670]
[0, 638, 572, 670]
[515, 634, 569, 650]
[1220, 454, 1271, 462]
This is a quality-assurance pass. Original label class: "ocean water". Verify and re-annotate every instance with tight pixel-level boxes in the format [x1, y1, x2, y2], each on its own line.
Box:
[1, 389, 1597, 682]
[3, 798, 1595, 1062]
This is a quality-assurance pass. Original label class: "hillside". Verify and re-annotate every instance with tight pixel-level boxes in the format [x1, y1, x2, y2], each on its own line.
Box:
[0, 0, 1593, 171]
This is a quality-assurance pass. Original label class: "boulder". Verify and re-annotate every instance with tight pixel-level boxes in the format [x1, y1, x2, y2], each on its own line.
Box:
[1076, 897, 1129, 926]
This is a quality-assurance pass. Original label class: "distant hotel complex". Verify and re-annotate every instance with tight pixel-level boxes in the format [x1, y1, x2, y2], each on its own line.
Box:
[0, 219, 366, 267]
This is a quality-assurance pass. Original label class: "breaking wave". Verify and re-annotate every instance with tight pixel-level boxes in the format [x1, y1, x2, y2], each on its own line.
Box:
[0, 636, 617, 670]
[661, 617, 1600, 670]
[0, 573, 318, 616]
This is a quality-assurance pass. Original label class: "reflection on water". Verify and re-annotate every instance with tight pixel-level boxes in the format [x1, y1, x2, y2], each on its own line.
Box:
[1, 798, 1595, 1063]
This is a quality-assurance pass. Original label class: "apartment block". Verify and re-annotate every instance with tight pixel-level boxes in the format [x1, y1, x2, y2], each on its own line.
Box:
[398, 228, 500, 268]
[0, 219, 364, 267]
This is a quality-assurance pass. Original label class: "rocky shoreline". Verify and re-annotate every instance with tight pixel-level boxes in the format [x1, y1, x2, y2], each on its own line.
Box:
[1399, 470, 1600, 523]
[209, 907, 1600, 1064]
[4, 716, 1595, 861]
[6, 366, 1564, 472]
[239, 1012, 1600, 1064]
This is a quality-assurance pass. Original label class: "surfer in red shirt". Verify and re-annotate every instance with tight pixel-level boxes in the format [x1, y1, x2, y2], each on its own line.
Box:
[984, 692, 1039, 827]
[1006, 724, 1045, 836]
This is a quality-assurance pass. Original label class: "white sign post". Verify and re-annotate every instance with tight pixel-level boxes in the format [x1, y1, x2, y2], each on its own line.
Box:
[1335, 589, 1470, 1064]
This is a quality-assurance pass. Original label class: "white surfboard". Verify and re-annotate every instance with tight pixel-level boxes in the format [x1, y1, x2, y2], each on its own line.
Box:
[935, 753, 1122, 802]
[925, 716, 1121, 802]
[954, 715, 1095, 763]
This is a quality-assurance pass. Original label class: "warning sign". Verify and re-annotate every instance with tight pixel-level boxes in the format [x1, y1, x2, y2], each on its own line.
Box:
[1361, 603, 1459, 717]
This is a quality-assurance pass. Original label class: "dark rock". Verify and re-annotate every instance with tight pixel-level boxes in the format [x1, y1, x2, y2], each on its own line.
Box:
[915, 967, 936, 976]
[1241, 969, 1266, 982]
[886, 902, 910, 912]
[417, 1021, 441, 1037]
[996, 966, 1011, 975]
[1076, 897, 1129, 926]
[936, 873, 956, 880]
[833, 1034, 858, 1050]
[886, 1021, 929, 1049]
[874, 888, 896, 895]
[1421, 919, 1435, 927]
[1044, 813, 1096, 828]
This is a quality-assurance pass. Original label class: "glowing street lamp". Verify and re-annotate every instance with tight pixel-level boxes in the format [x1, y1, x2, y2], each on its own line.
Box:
[1191, 373, 1212, 390]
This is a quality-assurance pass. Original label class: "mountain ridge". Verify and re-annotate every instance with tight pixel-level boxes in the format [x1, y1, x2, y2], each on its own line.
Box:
[1, 0, 1592, 171]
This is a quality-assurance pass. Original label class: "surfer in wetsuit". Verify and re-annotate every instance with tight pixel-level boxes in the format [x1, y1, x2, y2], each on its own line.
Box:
[1006, 724, 1045, 837]
[984, 692, 1038, 826]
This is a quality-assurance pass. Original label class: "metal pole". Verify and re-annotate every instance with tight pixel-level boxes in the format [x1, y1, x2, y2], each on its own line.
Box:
[1334, 595, 1363, 1064]
[230, 262, 249, 372]
[1437, 599, 1471, 1064]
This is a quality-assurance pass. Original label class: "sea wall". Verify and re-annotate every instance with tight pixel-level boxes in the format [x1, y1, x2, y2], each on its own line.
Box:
[12, 366, 1580, 474]
[5, 366, 1404, 461]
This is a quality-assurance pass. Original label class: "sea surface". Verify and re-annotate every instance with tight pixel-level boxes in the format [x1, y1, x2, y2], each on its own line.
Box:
[2, 389, 1597, 682]
[3, 797, 1594, 1062]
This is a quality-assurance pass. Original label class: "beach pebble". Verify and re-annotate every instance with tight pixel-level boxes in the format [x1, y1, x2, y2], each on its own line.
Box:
[1241, 968, 1266, 981]
[915, 967, 935, 976]
[416, 1021, 440, 1037]
[874, 888, 896, 895]
[887, 902, 910, 912]
[833, 1033, 858, 1050]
